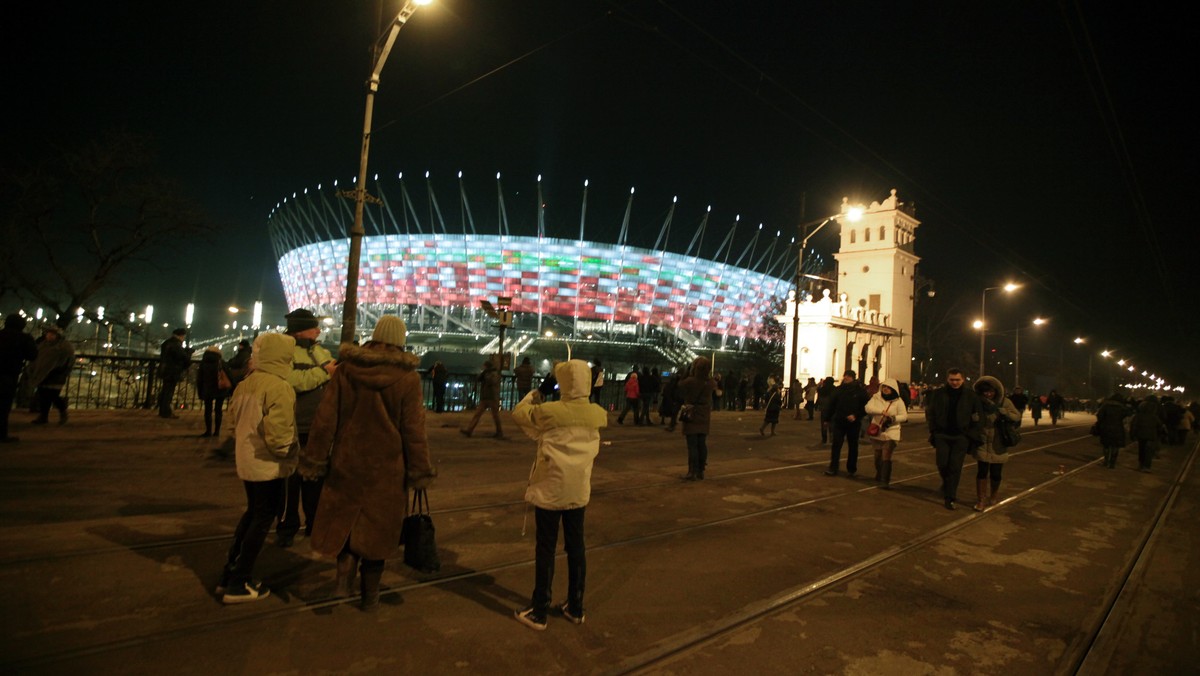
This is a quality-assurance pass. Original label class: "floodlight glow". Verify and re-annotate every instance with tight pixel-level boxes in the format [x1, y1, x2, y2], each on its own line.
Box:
[1074, 337, 1084, 344]
[145, 305, 154, 324]
[845, 207, 864, 222]
[972, 320, 984, 329]
[1003, 283, 1019, 292]
[1033, 317, 1046, 326]
[185, 303, 195, 326]
[252, 301, 262, 329]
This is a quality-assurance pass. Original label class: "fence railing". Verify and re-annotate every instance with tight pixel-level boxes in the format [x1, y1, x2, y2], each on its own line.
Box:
[33, 354, 631, 413]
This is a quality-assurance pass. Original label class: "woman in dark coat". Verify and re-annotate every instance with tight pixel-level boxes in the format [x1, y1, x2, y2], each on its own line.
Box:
[299, 316, 436, 610]
[815, 376, 837, 444]
[678, 356, 716, 480]
[196, 347, 231, 437]
[1129, 396, 1166, 473]
[1094, 393, 1131, 469]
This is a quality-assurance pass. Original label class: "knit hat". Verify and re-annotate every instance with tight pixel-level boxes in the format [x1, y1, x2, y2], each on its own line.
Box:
[172, 328, 188, 337]
[284, 308, 320, 333]
[371, 315, 407, 348]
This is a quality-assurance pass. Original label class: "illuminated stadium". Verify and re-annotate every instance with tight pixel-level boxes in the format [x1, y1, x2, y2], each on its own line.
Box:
[268, 174, 797, 365]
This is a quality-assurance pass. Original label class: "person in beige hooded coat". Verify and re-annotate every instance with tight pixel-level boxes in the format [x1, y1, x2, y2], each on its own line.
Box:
[299, 315, 435, 611]
[218, 332, 298, 604]
[972, 375, 1020, 511]
[511, 359, 607, 630]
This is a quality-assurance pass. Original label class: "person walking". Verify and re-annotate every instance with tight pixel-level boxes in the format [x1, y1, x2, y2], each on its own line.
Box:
[196, 346, 232, 437]
[803, 377, 819, 421]
[1047, 390, 1065, 426]
[276, 309, 336, 548]
[759, 381, 782, 436]
[640, 366, 660, 426]
[1094, 392, 1131, 469]
[0, 314, 38, 442]
[660, 370, 680, 431]
[156, 328, 193, 419]
[29, 326, 75, 425]
[616, 371, 640, 425]
[1029, 394, 1044, 426]
[461, 358, 503, 438]
[865, 378, 908, 488]
[511, 359, 607, 630]
[1008, 386, 1029, 420]
[590, 359, 604, 405]
[514, 357, 535, 401]
[971, 376, 1020, 511]
[1129, 395, 1166, 473]
[430, 360, 448, 413]
[299, 316, 436, 611]
[815, 376, 836, 444]
[822, 370, 870, 477]
[218, 332, 297, 604]
[678, 356, 716, 481]
[924, 369, 983, 510]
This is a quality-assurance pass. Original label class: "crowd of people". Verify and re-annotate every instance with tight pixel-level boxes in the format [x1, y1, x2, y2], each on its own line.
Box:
[2, 306, 1196, 629]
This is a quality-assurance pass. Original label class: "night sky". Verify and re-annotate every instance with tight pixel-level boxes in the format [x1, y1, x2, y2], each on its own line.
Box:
[8, 1, 1196, 386]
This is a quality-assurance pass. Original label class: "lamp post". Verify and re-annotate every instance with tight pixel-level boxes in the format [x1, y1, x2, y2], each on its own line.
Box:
[340, 0, 432, 344]
[977, 282, 1019, 378]
[787, 203, 863, 389]
[1013, 317, 1045, 389]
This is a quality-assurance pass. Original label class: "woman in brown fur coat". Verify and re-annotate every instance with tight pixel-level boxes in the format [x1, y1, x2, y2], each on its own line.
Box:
[299, 315, 436, 610]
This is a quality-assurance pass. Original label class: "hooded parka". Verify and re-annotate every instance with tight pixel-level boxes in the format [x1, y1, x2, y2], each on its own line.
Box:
[228, 333, 299, 481]
[864, 378, 909, 442]
[973, 375, 1020, 464]
[514, 359, 607, 510]
[301, 343, 434, 561]
[1094, 394, 1131, 448]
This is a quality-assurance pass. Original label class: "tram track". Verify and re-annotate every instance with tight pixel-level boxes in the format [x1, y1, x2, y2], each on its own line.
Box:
[4, 431, 1095, 671]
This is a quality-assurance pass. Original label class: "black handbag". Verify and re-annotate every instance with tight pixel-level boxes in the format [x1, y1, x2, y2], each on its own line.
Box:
[995, 416, 1022, 449]
[400, 489, 440, 573]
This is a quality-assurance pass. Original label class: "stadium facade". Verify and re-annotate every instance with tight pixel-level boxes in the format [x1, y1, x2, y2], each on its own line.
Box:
[268, 174, 797, 367]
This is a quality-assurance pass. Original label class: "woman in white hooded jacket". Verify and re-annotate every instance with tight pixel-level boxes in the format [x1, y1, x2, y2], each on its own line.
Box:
[864, 378, 908, 488]
[511, 359, 608, 630]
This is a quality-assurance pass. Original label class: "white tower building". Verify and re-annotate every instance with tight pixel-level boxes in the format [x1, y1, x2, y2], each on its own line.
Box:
[778, 189, 919, 388]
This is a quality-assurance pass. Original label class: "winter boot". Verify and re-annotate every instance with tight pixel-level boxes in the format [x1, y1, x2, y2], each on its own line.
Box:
[1108, 448, 1119, 468]
[334, 551, 357, 598]
[974, 479, 989, 512]
[359, 561, 384, 612]
[873, 450, 883, 482]
[989, 479, 1002, 507]
[881, 460, 893, 489]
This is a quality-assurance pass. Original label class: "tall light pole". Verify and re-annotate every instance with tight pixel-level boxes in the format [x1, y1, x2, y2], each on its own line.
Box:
[1013, 317, 1045, 389]
[787, 204, 863, 390]
[340, 0, 432, 344]
[978, 282, 1019, 378]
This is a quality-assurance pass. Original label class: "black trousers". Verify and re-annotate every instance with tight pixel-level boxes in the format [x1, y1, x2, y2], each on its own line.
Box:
[0, 374, 16, 438]
[531, 506, 586, 614]
[157, 377, 180, 417]
[829, 419, 863, 474]
[223, 478, 285, 586]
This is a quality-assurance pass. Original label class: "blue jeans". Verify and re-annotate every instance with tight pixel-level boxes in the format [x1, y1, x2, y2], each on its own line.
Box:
[531, 506, 586, 614]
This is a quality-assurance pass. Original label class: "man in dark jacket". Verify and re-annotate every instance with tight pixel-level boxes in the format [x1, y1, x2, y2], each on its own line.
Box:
[462, 358, 503, 438]
[822, 370, 870, 477]
[514, 357, 535, 401]
[925, 369, 983, 510]
[0, 314, 39, 442]
[157, 328, 194, 419]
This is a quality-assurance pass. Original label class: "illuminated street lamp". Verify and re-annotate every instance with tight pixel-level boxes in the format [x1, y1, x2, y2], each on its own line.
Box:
[978, 282, 1019, 377]
[1013, 317, 1046, 389]
[787, 202, 864, 388]
[340, 0, 433, 344]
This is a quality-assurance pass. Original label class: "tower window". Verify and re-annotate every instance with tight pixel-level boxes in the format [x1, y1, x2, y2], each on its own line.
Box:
[864, 228, 870, 242]
[850, 230, 856, 244]
[880, 226, 886, 241]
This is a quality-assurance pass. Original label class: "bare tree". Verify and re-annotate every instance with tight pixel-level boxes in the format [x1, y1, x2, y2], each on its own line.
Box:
[1, 131, 211, 329]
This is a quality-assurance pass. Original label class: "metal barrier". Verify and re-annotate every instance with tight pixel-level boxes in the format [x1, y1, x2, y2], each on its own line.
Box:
[51, 354, 630, 413]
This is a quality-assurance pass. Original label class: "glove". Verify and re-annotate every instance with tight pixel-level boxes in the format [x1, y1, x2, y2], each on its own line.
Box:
[297, 458, 327, 482]
[407, 475, 434, 491]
